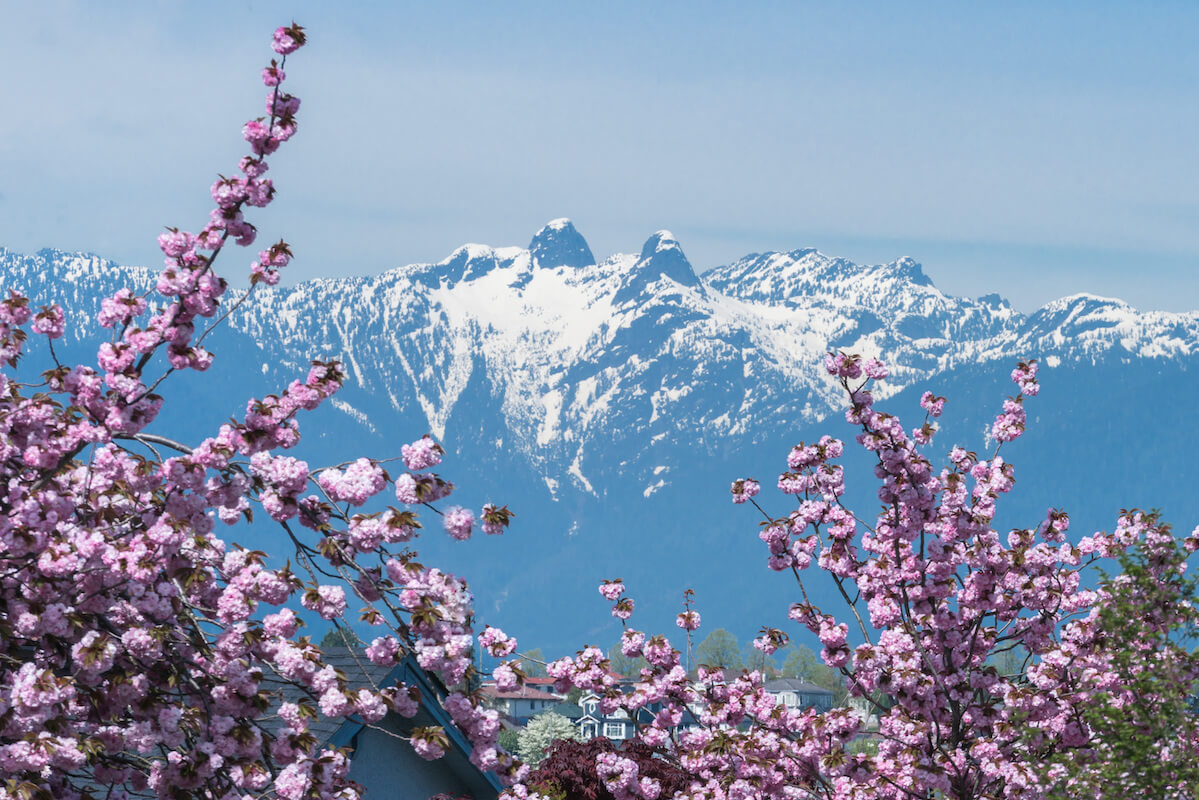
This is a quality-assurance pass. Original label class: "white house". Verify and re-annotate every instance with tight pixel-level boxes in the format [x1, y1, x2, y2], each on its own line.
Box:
[763, 677, 836, 712]
[480, 681, 566, 724]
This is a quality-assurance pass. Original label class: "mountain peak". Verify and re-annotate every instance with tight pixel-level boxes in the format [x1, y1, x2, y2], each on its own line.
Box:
[1023, 292, 1142, 341]
[639, 230, 678, 260]
[634, 230, 699, 287]
[978, 292, 1010, 309]
[1046, 291, 1131, 310]
[891, 256, 933, 287]
[529, 218, 595, 269]
[431, 243, 503, 286]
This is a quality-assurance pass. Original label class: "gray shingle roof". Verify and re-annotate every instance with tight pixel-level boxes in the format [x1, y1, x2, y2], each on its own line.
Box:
[266, 645, 502, 796]
[263, 644, 400, 743]
[764, 677, 835, 694]
[555, 702, 583, 719]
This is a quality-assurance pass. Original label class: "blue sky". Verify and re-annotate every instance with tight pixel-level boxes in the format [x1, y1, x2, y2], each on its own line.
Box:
[2, 1, 1197, 312]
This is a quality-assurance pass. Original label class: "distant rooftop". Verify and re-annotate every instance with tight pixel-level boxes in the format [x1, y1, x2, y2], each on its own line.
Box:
[764, 678, 835, 695]
[480, 683, 565, 701]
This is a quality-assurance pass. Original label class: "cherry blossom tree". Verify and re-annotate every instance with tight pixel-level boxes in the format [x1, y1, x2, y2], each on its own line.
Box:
[4, 21, 1197, 800]
[500, 357, 1199, 800]
[0, 25, 520, 800]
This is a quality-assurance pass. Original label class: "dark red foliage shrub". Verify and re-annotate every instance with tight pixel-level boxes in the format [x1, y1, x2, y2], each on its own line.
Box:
[528, 738, 692, 800]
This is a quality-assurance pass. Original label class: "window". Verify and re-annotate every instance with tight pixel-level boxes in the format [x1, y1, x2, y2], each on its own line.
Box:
[604, 722, 625, 739]
[585, 701, 597, 715]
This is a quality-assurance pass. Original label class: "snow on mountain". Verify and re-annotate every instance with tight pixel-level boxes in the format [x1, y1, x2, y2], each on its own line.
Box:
[3, 226, 1198, 502]
[1014, 293, 1199, 359]
[226, 223, 1198, 500]
[6, 231, 1199, 652]
[528, 218, 595, 269]
[0, 247, 157, 316]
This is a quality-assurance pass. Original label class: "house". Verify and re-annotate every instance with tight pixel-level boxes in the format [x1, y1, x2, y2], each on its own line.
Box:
[560, 691, 699, 742]
[479, 681, 566, 724]
[282, 647, 503, 800]
[522, 676, 563, 695]
[73, 646, 500, 800]
[570, 693, 636, 741]
[763, 678, 836, 712]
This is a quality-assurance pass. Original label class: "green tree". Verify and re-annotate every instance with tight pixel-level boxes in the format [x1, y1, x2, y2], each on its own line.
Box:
[1045, 521, 1199, 798]
[742, 642, 779, 676]
[521, 647, 548, 678]
[694, 628, 743, 671]
[497, 726, 521, 754]
[778, 644, 849, 705]
[517, 712, 581, 766]
[318, 626, 363, 650]
[778, 644, 822, 680]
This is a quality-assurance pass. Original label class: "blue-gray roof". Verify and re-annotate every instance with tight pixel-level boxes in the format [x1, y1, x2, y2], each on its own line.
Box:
[764, 677, 835, 694]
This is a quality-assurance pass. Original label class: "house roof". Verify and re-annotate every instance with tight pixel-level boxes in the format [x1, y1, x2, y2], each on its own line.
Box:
[764, 677, 835, 695]
[80, 645, 503, 798]
[275, 646, 503, 795]
[555, 702, 583, 719]
[263, 645, 396, 743]
[480, 683, 565, 701]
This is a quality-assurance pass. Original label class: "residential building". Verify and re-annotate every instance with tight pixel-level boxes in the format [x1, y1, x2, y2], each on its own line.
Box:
[480, 682, 566, 724]
[559, 692, 699, 742]
[763, 678, 836, 712]
[279, 647, 502, 800]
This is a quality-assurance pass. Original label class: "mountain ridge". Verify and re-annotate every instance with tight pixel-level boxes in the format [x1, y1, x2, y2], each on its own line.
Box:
[6, 223, 1197, 501]
[4, 229, 1199, 653]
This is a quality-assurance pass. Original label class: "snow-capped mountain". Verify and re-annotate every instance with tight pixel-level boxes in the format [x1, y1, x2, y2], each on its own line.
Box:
[228, 220, 1198, 496]
[3, 224, 1198, 653]
[233, 221, 1015, 491]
